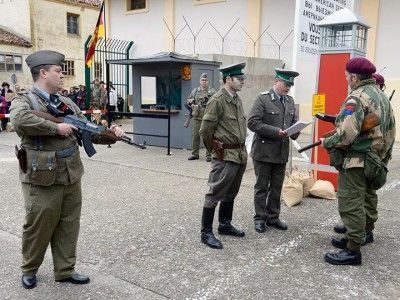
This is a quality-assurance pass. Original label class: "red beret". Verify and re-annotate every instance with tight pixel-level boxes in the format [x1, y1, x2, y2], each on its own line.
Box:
[372, 73, 385, 85]
[346, 57, 376, 75]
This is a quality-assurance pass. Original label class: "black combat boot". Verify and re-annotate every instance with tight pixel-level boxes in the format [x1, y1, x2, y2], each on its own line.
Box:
[324, 249, 362, 265]
[201, 207, 223, 249]
[333, 224, 347, 234]
[217, 201, 245, 237]
[331, 232, 374, 249]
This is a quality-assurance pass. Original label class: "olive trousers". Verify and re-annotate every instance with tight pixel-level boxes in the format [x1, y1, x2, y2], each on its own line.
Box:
[337, 168, 378, 251]
[21, 181, 82, 280]
[192, 118, 211, 158]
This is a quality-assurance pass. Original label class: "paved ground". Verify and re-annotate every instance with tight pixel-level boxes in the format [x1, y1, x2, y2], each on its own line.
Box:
[1, 119, 400, 300]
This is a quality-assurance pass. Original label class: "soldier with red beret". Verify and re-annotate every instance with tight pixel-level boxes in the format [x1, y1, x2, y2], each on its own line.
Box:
[372, 73, 385, 91]
[322, 57, 396, 265]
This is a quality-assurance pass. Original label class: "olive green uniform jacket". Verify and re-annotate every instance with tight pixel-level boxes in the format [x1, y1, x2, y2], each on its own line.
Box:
[199, 87, 247, 164]
[187, 86, 216, 120]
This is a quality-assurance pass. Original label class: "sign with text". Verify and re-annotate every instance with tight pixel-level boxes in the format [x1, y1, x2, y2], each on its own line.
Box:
[312, 94, 326, 115]
[297, 0, 353, 58]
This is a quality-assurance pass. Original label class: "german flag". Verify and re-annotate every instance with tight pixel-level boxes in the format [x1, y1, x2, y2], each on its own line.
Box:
[85, 1, 105, 67]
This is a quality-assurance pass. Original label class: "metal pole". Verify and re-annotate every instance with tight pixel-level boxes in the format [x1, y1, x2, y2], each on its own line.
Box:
[106, 61, 111, 128]
[167, 61, 171, 155]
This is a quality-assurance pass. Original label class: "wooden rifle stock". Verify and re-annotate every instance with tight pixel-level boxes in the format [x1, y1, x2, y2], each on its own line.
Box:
[298, 113, 380, 153]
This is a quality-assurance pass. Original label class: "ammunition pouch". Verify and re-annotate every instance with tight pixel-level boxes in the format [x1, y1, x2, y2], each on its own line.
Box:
[328, 148, 344, 170]
[24, 149, 58, 186]
[364, 151, 388, 190]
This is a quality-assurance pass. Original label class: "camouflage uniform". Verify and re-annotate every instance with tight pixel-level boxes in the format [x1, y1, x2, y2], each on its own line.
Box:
[323, 79, 396, 251]
[10, 89, 85, 280]
[187, 86, 216, 159]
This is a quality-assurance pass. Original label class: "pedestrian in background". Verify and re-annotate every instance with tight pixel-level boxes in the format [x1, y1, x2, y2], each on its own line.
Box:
[187, 73, 216, 162]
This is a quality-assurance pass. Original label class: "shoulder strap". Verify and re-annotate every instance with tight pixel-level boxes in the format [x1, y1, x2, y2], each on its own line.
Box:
[26, 91, 44, 150]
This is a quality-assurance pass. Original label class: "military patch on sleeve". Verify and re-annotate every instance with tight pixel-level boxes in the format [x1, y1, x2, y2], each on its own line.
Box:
[343, 98, 358, 116]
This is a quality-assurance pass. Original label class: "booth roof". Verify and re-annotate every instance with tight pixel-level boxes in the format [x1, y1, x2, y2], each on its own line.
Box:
[107, 52, 221, 66]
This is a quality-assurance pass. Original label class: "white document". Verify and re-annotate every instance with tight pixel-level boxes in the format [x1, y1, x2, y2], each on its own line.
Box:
[284, 121, 311, 136]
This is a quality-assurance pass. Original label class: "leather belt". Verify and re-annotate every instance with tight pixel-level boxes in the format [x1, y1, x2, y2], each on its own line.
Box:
[56, 145, 78, 158]
[222, 143, 245, 149]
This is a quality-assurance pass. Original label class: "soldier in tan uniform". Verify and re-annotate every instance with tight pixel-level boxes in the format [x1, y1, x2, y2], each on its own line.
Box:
[187, 73, 216, 162]
[10, 50, 124, 289]
[199, 63, 247, 249]
[322, 57, 395, 265]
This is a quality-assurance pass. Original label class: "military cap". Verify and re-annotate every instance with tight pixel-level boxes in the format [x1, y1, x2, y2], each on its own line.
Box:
[200, 72, 208, 79]
[372, 73, 385, 86]
[274, 68, 299, 86]
[219, 62, 246, 79]
[345, 57, 376, 75]
[25, 50, 65, 69]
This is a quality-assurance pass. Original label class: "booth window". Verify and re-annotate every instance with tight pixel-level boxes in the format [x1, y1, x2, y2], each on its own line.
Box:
[140, 75, 182, 110]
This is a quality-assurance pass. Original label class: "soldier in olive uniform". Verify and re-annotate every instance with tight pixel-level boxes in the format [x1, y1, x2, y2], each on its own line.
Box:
[323, 57, 395, 265]
[199, 63, 247, 249]
[247, 68, 300, 233]
[10, 50, 124, 289]
[187, 73, 216, 162]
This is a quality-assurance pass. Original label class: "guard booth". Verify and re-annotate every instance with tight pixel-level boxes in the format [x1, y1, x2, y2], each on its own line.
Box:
[313, 8, 370, 188]
[108, 52, 221, 149]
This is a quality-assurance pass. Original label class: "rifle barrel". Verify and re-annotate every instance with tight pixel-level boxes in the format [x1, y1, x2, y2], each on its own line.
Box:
[298, 140, 322, 153]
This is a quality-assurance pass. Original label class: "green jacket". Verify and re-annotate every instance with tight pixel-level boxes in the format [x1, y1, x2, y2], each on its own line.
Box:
[187, 86, 216, 120]
[10, 91, 85, 185]
[323, 79, 396, 168]
[200, 87, 247, 164]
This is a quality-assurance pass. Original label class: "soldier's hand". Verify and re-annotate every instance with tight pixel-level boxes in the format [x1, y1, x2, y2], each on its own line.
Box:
[110, 124, 124, 137]
[57, 123, 77, 137]
[278, 129, 288, 138]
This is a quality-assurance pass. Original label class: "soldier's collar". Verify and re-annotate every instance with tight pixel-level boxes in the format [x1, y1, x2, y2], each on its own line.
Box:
[352, 79, 376, 91]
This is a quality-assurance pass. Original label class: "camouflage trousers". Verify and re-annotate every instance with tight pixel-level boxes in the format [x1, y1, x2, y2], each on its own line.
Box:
[21, 181, 82, 280]
[337, 167, 378, 250]
[192, 118, 211, 158]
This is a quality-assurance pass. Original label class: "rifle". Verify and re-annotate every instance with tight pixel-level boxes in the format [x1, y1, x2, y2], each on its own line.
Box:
[298, 113, 380, 153]
[389, 90, 395, 101]
[32, 110, 146, 157]
[183, 102, 193, 128]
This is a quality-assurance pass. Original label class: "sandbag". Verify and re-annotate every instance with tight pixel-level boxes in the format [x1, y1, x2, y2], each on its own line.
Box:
[291, 169, 315, 197]
[282, 174, 303, 207]
[309, 180, 336, 200]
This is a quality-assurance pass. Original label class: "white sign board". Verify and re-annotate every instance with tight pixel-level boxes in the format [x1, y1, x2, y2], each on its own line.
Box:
[292, 0, 354, 104]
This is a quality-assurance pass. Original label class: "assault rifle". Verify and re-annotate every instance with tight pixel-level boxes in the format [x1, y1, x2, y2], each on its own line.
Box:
[389, 90, 395, 102]
[32, 111, 146, 157]
[183, 102, 193, 128]
[298, 113, 380, 153]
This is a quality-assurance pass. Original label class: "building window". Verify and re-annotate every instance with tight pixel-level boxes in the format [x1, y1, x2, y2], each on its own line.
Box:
[0, 53, 23, 72]
[94, 62, 103, 79]
[62, 60, 75, 76]
[193, 0, 226, 5]
[67, 13, 79, 35]
[127, 0, 148, 13]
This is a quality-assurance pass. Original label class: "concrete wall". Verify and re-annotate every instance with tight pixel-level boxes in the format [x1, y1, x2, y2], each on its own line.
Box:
[109, 0, 167, 58]
[0, 0, 31, 39]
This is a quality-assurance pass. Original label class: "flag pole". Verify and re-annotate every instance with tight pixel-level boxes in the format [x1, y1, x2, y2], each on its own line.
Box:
[103, 0, 111, 128]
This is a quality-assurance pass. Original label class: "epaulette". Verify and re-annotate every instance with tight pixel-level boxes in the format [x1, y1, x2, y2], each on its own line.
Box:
[17, 90, 29, 96]
[260, 91, 269, 95]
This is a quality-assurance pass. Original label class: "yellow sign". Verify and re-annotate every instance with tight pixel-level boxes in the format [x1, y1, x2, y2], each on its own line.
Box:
[312, 94, 326, 116]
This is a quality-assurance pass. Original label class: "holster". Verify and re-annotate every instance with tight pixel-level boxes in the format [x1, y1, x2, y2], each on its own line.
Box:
[211, 138, 224, 161]
[15, 145, 27, 173]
